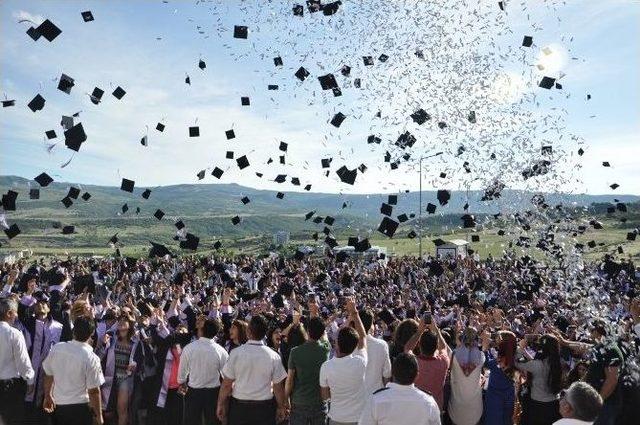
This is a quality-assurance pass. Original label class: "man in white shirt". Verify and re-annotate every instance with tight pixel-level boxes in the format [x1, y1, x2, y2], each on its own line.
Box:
[0, 297, 35, 424]
[42, 317, 105, 425]
[359, 309, 391, 396]
[320, 298, 368, 425]
[358, 352, 441, 425]
[554, 381, 603, 425]
[178, 318, 228, 425]
[217, 314, 288, 425]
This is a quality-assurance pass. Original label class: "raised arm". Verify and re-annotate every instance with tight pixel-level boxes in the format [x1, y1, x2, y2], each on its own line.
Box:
[346, 298, 367, 350]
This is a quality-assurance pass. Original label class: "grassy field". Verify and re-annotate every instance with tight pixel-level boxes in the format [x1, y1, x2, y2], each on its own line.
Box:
[3, 227, 638, 261]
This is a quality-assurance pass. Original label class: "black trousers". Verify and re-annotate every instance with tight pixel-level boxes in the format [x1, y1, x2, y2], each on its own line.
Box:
[521, 398, 560, 425]
[53, 403, 93, 425]
[228, 397, 276, 425]
[0, 378, 26, 425]
[184, 387, 220, 425]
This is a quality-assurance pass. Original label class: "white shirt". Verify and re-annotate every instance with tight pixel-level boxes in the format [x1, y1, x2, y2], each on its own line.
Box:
[358, 383, 441, 425]
[42, 340, 105, 405]
[553, 419, 594, 425]
[320, 348, 368, 423]
[221, 340, 287, 401]
[0, 321, 34, 384]
[364, 335, 392, 396]
[178, 337, 228, 388]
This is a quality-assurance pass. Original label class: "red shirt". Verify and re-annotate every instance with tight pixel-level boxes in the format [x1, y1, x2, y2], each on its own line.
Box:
[414, 350, 449, 410]
[167, 346, 181, 390]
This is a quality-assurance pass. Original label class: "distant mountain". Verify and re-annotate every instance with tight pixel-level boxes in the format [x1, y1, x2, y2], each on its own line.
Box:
[2, 175, 639, 250]
[2, 175, 638, 221]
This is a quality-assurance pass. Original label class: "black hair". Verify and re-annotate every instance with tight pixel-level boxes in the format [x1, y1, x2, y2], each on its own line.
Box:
[539, 335, 563, 394]
[73, 317, 95, 342]
[337, 327, 358, 356]
[419, 331, 438, 356]
[249, 314, 269, 341]
[307, 317, 326, 340]
[393, 353, 419, 385]
[202, 318, 221, 339]
[359, 309, 374, 333]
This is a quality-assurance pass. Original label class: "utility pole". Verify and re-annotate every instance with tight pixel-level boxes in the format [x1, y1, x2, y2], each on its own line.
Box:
[417, 152, 443, 258]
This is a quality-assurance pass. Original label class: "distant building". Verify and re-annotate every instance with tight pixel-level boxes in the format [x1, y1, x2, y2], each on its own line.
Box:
[273, 231, 290, 246]
[436, 239, 469, 258]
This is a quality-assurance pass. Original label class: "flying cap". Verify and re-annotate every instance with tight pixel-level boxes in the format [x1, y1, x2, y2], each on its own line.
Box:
[57, 74, 75, 94]
[64, 123, 87, 151]
[154, 209, 165, 220]
[34, 172, 53, 187]
[233, 25, 248, 39]
[377, 217, 399, 238]
[120, 178, 135, 193]
[81, 11, 94, 22]
[4, 224, 20, 239]
[28, 94, 46, 112]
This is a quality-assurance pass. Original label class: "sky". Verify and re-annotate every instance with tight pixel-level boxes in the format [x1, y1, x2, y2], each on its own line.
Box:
[1, 0, 639, 195]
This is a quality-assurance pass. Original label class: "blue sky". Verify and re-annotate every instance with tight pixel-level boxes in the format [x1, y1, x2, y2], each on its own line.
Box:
[1, 0, 639, 195]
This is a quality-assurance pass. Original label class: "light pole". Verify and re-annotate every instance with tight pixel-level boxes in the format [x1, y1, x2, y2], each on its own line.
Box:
[418, 152, 443, 258]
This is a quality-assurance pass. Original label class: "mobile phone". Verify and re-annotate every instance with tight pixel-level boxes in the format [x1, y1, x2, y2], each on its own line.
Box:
[423, 312, 432, 324]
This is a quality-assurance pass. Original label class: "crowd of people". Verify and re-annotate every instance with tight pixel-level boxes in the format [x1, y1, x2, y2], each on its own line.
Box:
[0, 251, 639, 425]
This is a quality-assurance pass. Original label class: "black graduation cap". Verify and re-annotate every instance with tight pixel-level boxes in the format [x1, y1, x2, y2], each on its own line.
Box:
[336, 166, 357, 185]
[312, 216, 324, 224]
[149, 241, 173, 258]
[268, 84, 279, 90]
[231, 215, 241, 225]
[295, 66, 310, 81]
[241, 96, 250, 106]
[154, 209, 164, 220]
[197, 170, 206, 180]
[274, 56, 283, 66]
[322, 1, 341, 15]
[410, 109, 430, 125]
[325, 235, 338, 248]
[189, 126, 200, 137]
[278, 141, 288, 152]
[363, 56, 374, 66]
[471, 235, 480, 242]
[37, 19, 62, 42]
[378, 53, 389, 62]
[522, 36, 533, 47]
[240, 196, 250, 205]
[26, 27, 41, 41]
[180, 233, 199, 251]
[407, 230, 417, 239]
[388, 195, 398, 205]
[29, 188, 40, 200]
[358, 164, 367, 173]
[602, 161, 610, 167]
[291, 177, 301, 186]
[468, 111, 477, 123]
[461, 214, 476, 228]
[44, 129, 57, 140]
[587, 240, 597, 248]
[156, 123, 165, 132]
[4, 223, 20, 239]
[610, 183, 619, 190]
[340, 65, 351, 76]
[141, 134, 148, 146]
[355, 238, 371, 252]
[426, 203, 437, 214]
[81, 11, 94, 22]
[225, 129, 235, 140]
[213, 240, 222, 249]
[120, 178, 135, 193]
[141, 189, 152, 199]
[539, 77, 556, 89]
[324, 216, 335, 226]
[185, 75, 191, 85]
[175, 220, 185, 230]
[395, 131, 416, 149]
[627, 232, 637, 241]
[121, 203, 129, 213]
[34, 172, 53, 187]
[112, 86, 126, 99]
[62, 225, 75, 235]
[90, 87, 104, 105]
[293, 4, 304, 15]
[321, 158, 332, 168]
[61, 197, 73, 208]
[67, 187, 80, 199]
[318, 74, 338, 90]
[305, 211, 315, 220]
[81, 192, 91, 201]
[199, 59, 206, 70]
[330, 112, 346, 127]
[380, 203, 393, 216]
[1, 190, 18, 211]
[555, 83, 563, 90]
[226, 151, 234, 159]
[27, 94, 45, 112]
[274, 174, 287, 183]
[397, 213, 408, 223]
[276, 192, 285, 199]
[236, 155, 250, 169]
[437, 190, 451, 206]
[57, 74, 75, 94]
[354, 78, 362, 88]
[498, 1, 505, 11]
[233, 25, 248, 39]
[212, 167, 224, 179]
[64, 123, 87, 151]
[367, 135, 381, 144]
[377, 217, 399, 238]
[2, 99, 15, 107]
